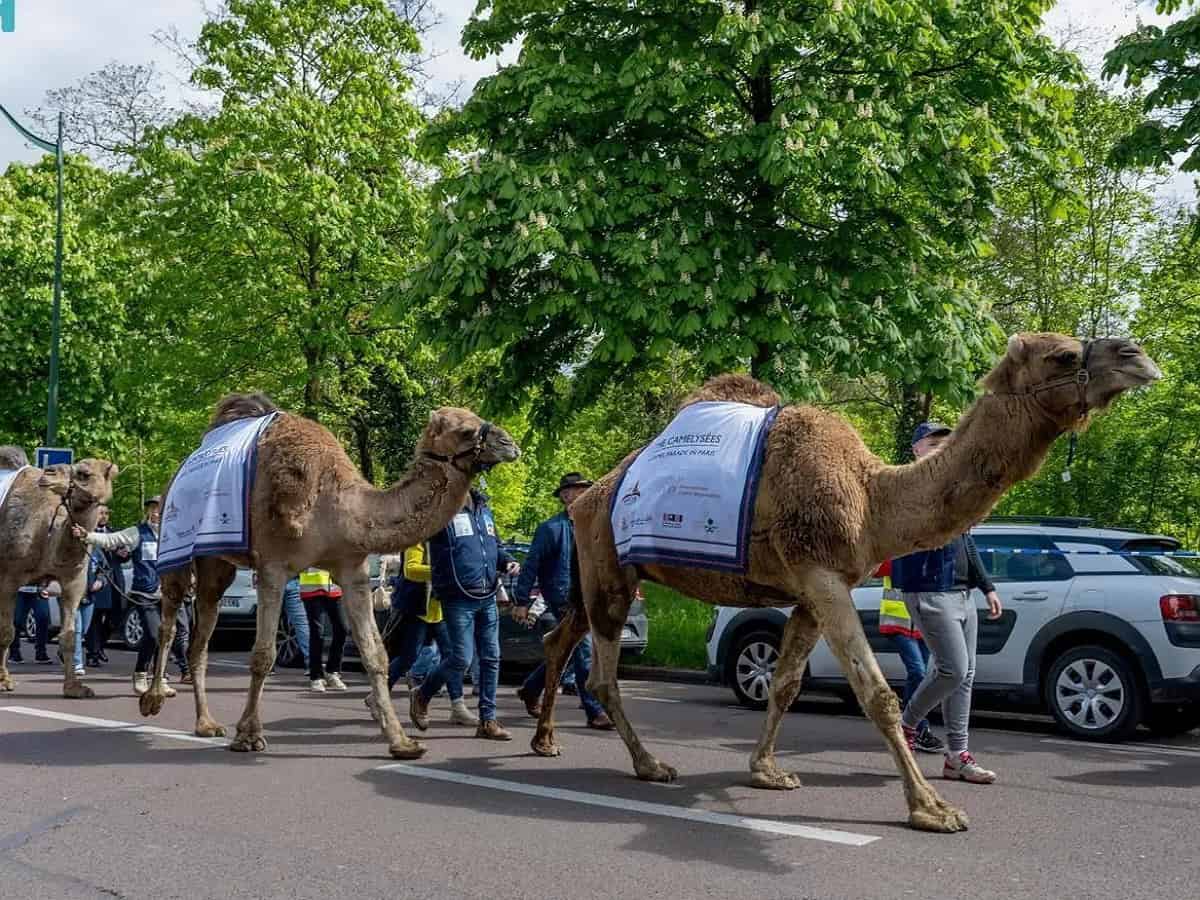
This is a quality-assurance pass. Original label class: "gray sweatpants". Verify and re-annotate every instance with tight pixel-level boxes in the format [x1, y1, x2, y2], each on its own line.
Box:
[899, 590, 978, 754]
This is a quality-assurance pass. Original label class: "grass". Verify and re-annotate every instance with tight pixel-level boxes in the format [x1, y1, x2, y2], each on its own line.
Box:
[637, 582, 712, 670]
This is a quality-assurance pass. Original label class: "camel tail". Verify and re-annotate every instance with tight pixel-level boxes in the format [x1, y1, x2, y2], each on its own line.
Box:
[567, 530, 585, 618]
[0, 445, 29, 468]
[678, 373, 780, 410]
[207, 392, 278, 432]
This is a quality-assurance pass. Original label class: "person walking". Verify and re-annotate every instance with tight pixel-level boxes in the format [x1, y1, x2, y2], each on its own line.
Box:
[71, 552, 104, 677]
[299, 568, 348, 692]
[84, 505, 120, 667]
[9, 582, 53, 665]
[281, 577, 310, 673]
[893, 422, 1004, 785]
[76, 495, 184, 697]
[876, 558, 945, 754]
[513, 473, 613, 730]
[410, 487, 518, 740]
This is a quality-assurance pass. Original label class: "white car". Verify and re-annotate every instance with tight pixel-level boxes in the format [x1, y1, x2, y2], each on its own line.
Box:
[706, 518, 1200, 741]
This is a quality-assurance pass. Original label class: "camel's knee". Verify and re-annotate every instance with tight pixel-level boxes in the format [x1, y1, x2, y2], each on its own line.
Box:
[249, 644, 275, 676]
[864, 686, 902, 728]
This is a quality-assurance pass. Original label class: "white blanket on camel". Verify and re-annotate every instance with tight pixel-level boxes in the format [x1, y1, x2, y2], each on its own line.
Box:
[611, 401, 778, 573]
[0, 466, 30, 511]
[158, 414, 278, 573]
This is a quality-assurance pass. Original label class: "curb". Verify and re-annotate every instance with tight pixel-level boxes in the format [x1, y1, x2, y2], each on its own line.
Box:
[617, 664, 712, 685]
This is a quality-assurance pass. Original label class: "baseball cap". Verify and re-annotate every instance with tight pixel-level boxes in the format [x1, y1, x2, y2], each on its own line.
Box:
[911, 422, 952, 445]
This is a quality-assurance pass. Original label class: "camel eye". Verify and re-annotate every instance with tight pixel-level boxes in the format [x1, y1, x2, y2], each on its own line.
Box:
[1050, 350, 1078, 367]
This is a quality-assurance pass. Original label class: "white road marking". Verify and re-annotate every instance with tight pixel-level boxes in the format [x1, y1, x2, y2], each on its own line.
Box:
[1040, 738, 1200, 759]
[0, 706, 227, 747]
[208, 659, 251, 669]
[376, 763, 880, 846]
[626, 696, 682, 704]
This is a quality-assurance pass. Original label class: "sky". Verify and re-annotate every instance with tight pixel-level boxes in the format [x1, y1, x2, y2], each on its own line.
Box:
[0, 1, 1186, 181]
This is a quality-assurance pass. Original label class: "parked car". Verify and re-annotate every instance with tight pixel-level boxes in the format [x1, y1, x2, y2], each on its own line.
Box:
[706, 517, 1200, 741]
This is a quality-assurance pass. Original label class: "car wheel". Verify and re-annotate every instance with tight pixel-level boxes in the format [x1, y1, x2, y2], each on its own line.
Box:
[727, 629, 780, 710]
[275, 619, 303, 669]
[25, 609, 37, 641]
[122, 609, 143, 651]
[1143, 703, 1200, 738]
[1045, 644, 1143, 742]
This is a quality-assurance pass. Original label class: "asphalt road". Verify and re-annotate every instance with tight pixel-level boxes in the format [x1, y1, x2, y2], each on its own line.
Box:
[2, 648, 1198, 900]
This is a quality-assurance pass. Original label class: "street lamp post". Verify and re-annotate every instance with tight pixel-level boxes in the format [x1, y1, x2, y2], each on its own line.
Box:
[0, 103, 64, 446]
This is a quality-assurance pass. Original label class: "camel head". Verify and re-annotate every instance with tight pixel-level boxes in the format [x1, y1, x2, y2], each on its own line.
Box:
[982, 333, 1161, 428]
[420, 408, 520, 473]
[57, 458, 120, 510]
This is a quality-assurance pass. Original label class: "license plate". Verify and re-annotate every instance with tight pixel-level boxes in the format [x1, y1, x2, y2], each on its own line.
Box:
[220, 598, 240, 609]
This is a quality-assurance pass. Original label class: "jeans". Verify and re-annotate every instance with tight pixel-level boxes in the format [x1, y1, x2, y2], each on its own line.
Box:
[420, 598, 500, 722]
[888, 632, 931, 733]
[10, 592, 50, 659]
[303, 596, 346, 681]
[388, 618, 451, 692]
[410, 642, 440, 681]
[521, 608, 603, 720]
[282, 581, 310, 669]
[73, 605, 95, 670]
[87, 609, 117, 657]
[901, 590, 978, 754]
[134, 602, 190, 675]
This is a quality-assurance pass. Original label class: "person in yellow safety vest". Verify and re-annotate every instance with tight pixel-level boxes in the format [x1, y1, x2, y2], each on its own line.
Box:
[298, 568, 348, 693]
[877, 559, 945, 754]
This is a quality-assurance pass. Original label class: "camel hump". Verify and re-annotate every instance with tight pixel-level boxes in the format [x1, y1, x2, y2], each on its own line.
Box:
[0, 445, 29, 468]
[679, 373, 781, 410]
[207, 392, 279, 432]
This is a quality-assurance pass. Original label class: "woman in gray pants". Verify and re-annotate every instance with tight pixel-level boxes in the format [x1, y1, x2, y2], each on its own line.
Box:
[892, 424, 1004, 784]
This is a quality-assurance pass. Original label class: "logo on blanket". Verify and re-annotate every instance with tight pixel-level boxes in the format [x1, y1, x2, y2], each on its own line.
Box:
[662, 512, 684, 529]
[164, 500, 180, 523]
[704, 517, 718, 534]
[620, 481, 641, 505]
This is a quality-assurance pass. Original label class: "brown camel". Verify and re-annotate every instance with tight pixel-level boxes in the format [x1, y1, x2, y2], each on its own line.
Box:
[140, 394, 520, 759]
[0, 454, 118, 697]
[530, 333, 1160, 833]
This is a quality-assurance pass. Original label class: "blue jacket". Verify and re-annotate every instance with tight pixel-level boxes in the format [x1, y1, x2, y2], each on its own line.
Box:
[515, 511, 573, 610]
[130, 522, 160, 595]
[892, 542, 956, 594]
[429, 494, 514, 605]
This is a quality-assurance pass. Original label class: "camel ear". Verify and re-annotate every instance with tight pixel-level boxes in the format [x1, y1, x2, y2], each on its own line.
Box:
[106, 462, 119, 480]
[1007, 333, 1027, 361]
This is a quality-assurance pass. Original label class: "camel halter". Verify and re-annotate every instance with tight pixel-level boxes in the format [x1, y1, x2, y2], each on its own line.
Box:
[47, 478, 84, 536]
[422, 421, 495, 473]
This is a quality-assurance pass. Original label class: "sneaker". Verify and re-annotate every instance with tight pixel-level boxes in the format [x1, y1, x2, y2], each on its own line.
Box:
[132, 672, 150, 696]
[901, 723, 918, 751]
[562, 683, 578, 696]
[310, 678, 327, 692]
[475, 719, 512, 741]
[409, 689, 430, 731]
[914, 728, 947, 755]
[74, 666, 86, 677]
[162, 680, 177, 699]
[449, 699, 479, 727]
[324, 672, 348, 691]
[587, 713, 616, 731]
[35, 655, 53, 665]
[944, 751, 997, 784]
[8, 653, 23, 665]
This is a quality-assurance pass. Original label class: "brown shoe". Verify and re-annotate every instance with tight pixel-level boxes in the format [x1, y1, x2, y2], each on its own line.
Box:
[587, 713, 615, 731]
[409, 689, 430, 732]
[516, 685, 542, 718]
[180, 672, 194, 685]
[476, 719, 512, 741]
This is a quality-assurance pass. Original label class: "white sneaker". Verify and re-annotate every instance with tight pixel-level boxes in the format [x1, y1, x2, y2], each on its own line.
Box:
[325, 672, 348, 691]
[310, 678, 327, 692]
[943, 751, 997, 784]
[132, 672, 150, 696]
[449, 699, 479, 727]
[74, 666, 86, 676]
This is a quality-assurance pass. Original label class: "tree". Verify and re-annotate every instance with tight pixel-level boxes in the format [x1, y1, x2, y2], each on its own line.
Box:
[126, 0, 434, 423]
[1104, 1, 1200, 175]
[412, 0, 1079, 419]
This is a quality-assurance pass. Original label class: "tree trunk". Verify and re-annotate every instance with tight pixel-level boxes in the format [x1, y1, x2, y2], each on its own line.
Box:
[892, 385, 932, 464]
[353, 416, 374, 483]
[303, 345, 322, 421]
[750, 342, 774, 381]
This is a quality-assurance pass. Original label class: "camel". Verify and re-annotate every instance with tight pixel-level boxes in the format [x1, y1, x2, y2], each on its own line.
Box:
[529, 333, 1160, 832]
[141, 394, 520, 759]
[0, 453, 118, 698]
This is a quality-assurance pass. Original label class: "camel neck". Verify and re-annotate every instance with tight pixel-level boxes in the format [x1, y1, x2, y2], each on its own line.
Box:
[351, 456, 473, 555]
[868, 394, 1063, 563]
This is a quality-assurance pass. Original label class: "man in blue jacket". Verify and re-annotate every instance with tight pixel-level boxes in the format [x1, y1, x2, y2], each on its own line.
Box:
[513, 473, 614, 730]
[410, 486, 519, 740]
[893, 423, 1004, 785]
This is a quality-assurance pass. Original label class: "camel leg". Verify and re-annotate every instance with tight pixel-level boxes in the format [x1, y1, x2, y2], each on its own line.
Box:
[141, 580, 182, 717]
[188, 561, 235, 737]
[230, 564, 287, 753]
[58, 573, 93, 699]
[334, 560, 425, 760]
[748, 605, 821, 790]
[0, 580, 18, 691]
[811, 570, 968, 833]
[531, 607, 589, 757]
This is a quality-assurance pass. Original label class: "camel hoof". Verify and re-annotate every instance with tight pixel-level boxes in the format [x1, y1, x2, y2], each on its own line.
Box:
[635, 760, 678, 783]
[195, 720, 227, 738]
[909, 803, 970, 833]
[750, 769, 802, 791]
[389, 740, 427, 760]
[139, 691, 166, 717]
[1, 676, 18, 692]
[532, 738, 561, 758]
[229, 734, 267, 753]
[63, 682, 95, 700]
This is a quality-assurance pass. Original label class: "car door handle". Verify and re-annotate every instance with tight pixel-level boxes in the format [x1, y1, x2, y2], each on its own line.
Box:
[1015, 591, 1049, 601]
